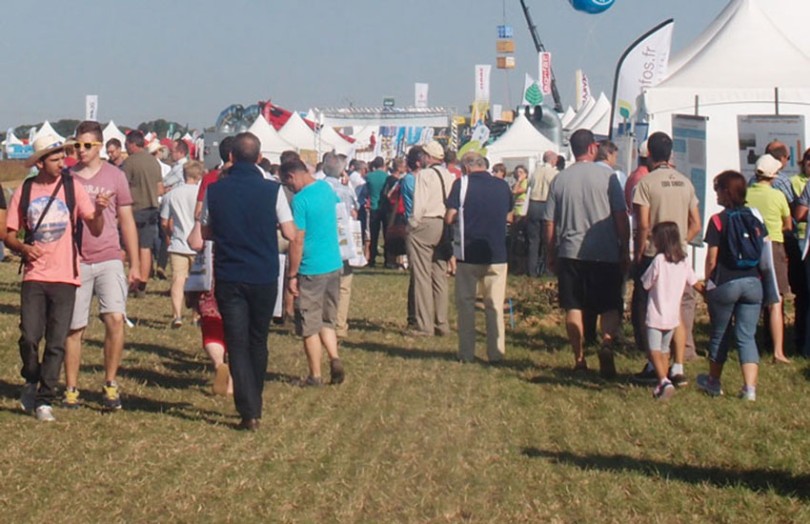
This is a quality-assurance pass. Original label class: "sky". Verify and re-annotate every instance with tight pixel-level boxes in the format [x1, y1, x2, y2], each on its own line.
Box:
[0, 0, 729, 130]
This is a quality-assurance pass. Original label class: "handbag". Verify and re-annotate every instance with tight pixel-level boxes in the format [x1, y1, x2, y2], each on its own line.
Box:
[432, 167, 454, 261]
[184, 241, 213, 292]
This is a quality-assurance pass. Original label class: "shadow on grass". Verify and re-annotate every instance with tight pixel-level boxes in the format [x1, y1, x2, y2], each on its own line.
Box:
[525, 365, 636, 391]
[521, 448, 810, 501]
[342, 339, 537, 372]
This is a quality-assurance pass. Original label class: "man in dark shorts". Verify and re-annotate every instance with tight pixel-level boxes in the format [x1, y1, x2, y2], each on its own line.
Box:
[281, 159, 345, 387]
[122, 130, 163, 293]
[543, 129, 630, 378]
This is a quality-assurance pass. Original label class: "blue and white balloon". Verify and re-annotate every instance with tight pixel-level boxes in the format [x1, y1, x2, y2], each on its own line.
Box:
[569, 0, 616, 15]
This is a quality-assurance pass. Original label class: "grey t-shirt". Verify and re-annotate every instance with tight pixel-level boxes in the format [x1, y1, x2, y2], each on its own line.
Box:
[542, 161, 627, 262]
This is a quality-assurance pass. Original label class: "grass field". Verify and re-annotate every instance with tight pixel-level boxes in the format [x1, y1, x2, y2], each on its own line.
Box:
[0, 257, 807, 522]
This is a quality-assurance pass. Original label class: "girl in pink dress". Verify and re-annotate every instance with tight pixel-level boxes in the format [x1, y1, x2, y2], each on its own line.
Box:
[641, 222, 704, 400]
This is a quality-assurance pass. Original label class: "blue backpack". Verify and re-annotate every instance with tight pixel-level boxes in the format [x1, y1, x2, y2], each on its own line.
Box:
[713, 208, 765, 269]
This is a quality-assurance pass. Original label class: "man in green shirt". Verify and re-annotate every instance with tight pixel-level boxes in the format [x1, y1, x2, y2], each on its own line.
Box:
[365, 156, 389, 267]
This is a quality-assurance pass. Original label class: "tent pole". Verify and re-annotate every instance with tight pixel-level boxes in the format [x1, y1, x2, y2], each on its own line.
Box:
[694, 95, 700, 117]
[774, 87, 780, 115]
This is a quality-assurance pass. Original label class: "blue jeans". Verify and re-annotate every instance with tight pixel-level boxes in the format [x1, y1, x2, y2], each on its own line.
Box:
[215, 280, 278, 420]
[706, 277, 762, 365]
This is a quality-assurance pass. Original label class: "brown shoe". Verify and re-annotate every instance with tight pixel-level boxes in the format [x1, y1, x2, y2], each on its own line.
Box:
[213, 364, 230, 396]
[236, 418, 260, 431]
[598, 348, 616, 379]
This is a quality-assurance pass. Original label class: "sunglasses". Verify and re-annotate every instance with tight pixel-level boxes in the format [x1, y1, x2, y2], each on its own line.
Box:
[74, 141, 102, 150]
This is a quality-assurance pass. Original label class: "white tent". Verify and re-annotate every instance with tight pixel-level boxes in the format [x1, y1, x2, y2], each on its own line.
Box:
[318, 125, 354, 156]
[248, 115, 296, 162]
[32, 120, 65, 143]
[3, 130, 23, 145]
[278, 112, 318, 151]
[560, 106, 577, 128]
[572, 93, 611, 136]
[564, 97, 595, 131]
[486, 113, 559, 169]
[643, 0, 810, 275]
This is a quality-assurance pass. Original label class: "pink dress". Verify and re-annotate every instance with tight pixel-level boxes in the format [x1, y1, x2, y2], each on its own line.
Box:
[641, 253, 698, 330]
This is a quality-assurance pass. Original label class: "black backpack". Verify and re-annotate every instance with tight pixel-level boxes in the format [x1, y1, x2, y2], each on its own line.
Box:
[18, 173, 81, 275]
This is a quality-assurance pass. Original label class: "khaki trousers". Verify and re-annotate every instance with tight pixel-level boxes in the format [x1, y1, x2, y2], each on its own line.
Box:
[336, 270, 352, 336]
[406, 217, 449, 334]
[455, 262, 508, 362]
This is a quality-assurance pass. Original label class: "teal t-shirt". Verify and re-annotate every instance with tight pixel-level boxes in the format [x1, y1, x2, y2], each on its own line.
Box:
[292, 180, 343, 276]
[365, 169, 388, 211]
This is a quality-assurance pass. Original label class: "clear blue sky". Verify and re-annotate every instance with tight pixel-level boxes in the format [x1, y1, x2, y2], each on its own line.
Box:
[0, 0, 727, 129]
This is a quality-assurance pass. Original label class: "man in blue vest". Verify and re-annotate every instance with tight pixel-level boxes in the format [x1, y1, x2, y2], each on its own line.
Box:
[201, 132, 295, 431]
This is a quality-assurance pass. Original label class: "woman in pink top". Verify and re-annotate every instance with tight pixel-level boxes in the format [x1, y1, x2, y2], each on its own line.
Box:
[641, 222, 703, 400]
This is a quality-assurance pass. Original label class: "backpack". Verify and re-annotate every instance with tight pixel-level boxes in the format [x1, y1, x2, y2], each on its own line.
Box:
[711, 208, 764, 269]
[18, 173, 81, 275]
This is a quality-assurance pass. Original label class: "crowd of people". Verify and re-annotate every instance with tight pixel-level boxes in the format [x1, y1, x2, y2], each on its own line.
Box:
[4, 121, 808, 428]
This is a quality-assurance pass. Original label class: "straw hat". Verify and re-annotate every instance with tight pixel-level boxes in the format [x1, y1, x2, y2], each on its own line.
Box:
[26, 134, 73, 167]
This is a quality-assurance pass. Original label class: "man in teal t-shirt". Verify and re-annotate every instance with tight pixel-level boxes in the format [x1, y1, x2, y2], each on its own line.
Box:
[282, 159, 345, 387]
[365, 156, 389, 267]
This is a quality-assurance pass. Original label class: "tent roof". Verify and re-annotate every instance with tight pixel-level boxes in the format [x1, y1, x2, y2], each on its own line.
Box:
[279, 112, 317, 150]
[645, 0, 810, 115]
[571, 93, 610, 133]
[487, 113, 559, 161]
[4, 130, 23, 145]
[560, 106, 576, 128]
[658, 0, 810, 91]
[564, 97, 595, 131]
[248, 115, 296, 155]
[319, 125, 354, 155]
[33, 121, 65, 143]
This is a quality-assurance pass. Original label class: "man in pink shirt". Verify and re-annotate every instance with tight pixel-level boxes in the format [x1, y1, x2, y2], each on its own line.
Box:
[63, 121, 141, 411]
[5, 134, 108, 422]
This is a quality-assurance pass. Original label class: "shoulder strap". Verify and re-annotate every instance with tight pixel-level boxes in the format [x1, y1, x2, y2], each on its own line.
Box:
[62, 173, 83, 257]
[431, 166, 447, 202]
[19, 176, 65, 274]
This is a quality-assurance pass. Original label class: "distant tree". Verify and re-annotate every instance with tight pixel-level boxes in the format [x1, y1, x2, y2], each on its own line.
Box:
[52, 119, 81, 138]
[136, 119, 188, 139]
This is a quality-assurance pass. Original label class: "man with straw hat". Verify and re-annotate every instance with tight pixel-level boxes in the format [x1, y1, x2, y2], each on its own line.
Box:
[5, 134, 108, 421]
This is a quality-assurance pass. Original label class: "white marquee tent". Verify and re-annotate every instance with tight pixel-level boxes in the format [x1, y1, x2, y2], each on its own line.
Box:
[248, 115, 296, 162]
[278, 112, 318, 152]
[643, 0, 810, 274]
[486, 113, 559, 170]
[32, 121, 65, 143]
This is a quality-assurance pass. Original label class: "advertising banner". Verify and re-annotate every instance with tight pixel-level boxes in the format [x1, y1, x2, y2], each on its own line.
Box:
[737, 114, 805, 180]
[85, 95, 98, 121]
[474, 65, 491, 102]
[610, 19, 674, 136]
[539, 52, 552, 95]
[672, 114, 708, 243]
[414, 83, 429, 108]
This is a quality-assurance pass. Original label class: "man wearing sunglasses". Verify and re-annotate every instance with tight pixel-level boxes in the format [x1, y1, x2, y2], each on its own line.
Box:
[62, 121, 141, 411]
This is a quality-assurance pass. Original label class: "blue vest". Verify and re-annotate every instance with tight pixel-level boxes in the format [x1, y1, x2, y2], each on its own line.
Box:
[207, 162, 281, 284]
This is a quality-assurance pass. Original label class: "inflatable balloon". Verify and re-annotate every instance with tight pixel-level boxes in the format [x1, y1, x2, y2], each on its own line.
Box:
[569, 0, 615, 15]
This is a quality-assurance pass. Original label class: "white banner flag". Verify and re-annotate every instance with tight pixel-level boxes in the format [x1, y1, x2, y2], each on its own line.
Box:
[474, 65, 491, 102]
[522, 74, 543, 107]
[610, 19, 674, 136]
[575, 69, 592, 111]
[414, 83, 429, 108]
[539, 52, 552, 95]
[85, 95, 98, 121]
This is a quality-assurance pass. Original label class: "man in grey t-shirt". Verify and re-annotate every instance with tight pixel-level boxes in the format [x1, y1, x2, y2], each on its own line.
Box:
[543, 129, 630, 378]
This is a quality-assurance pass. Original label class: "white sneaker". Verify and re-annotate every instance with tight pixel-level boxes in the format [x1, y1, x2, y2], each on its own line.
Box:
[19, 383, 37, 413]
[35, 405, 56, 422]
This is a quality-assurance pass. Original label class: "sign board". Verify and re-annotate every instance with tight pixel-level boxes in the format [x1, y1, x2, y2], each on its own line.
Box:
[85, 95, 98, 121]
[5, 144, 33, 160]
[672, 114, 708, 244]
[539, 52, 552, 95]
[737, 114, 805, 180]
[383, 97, 395, 108]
